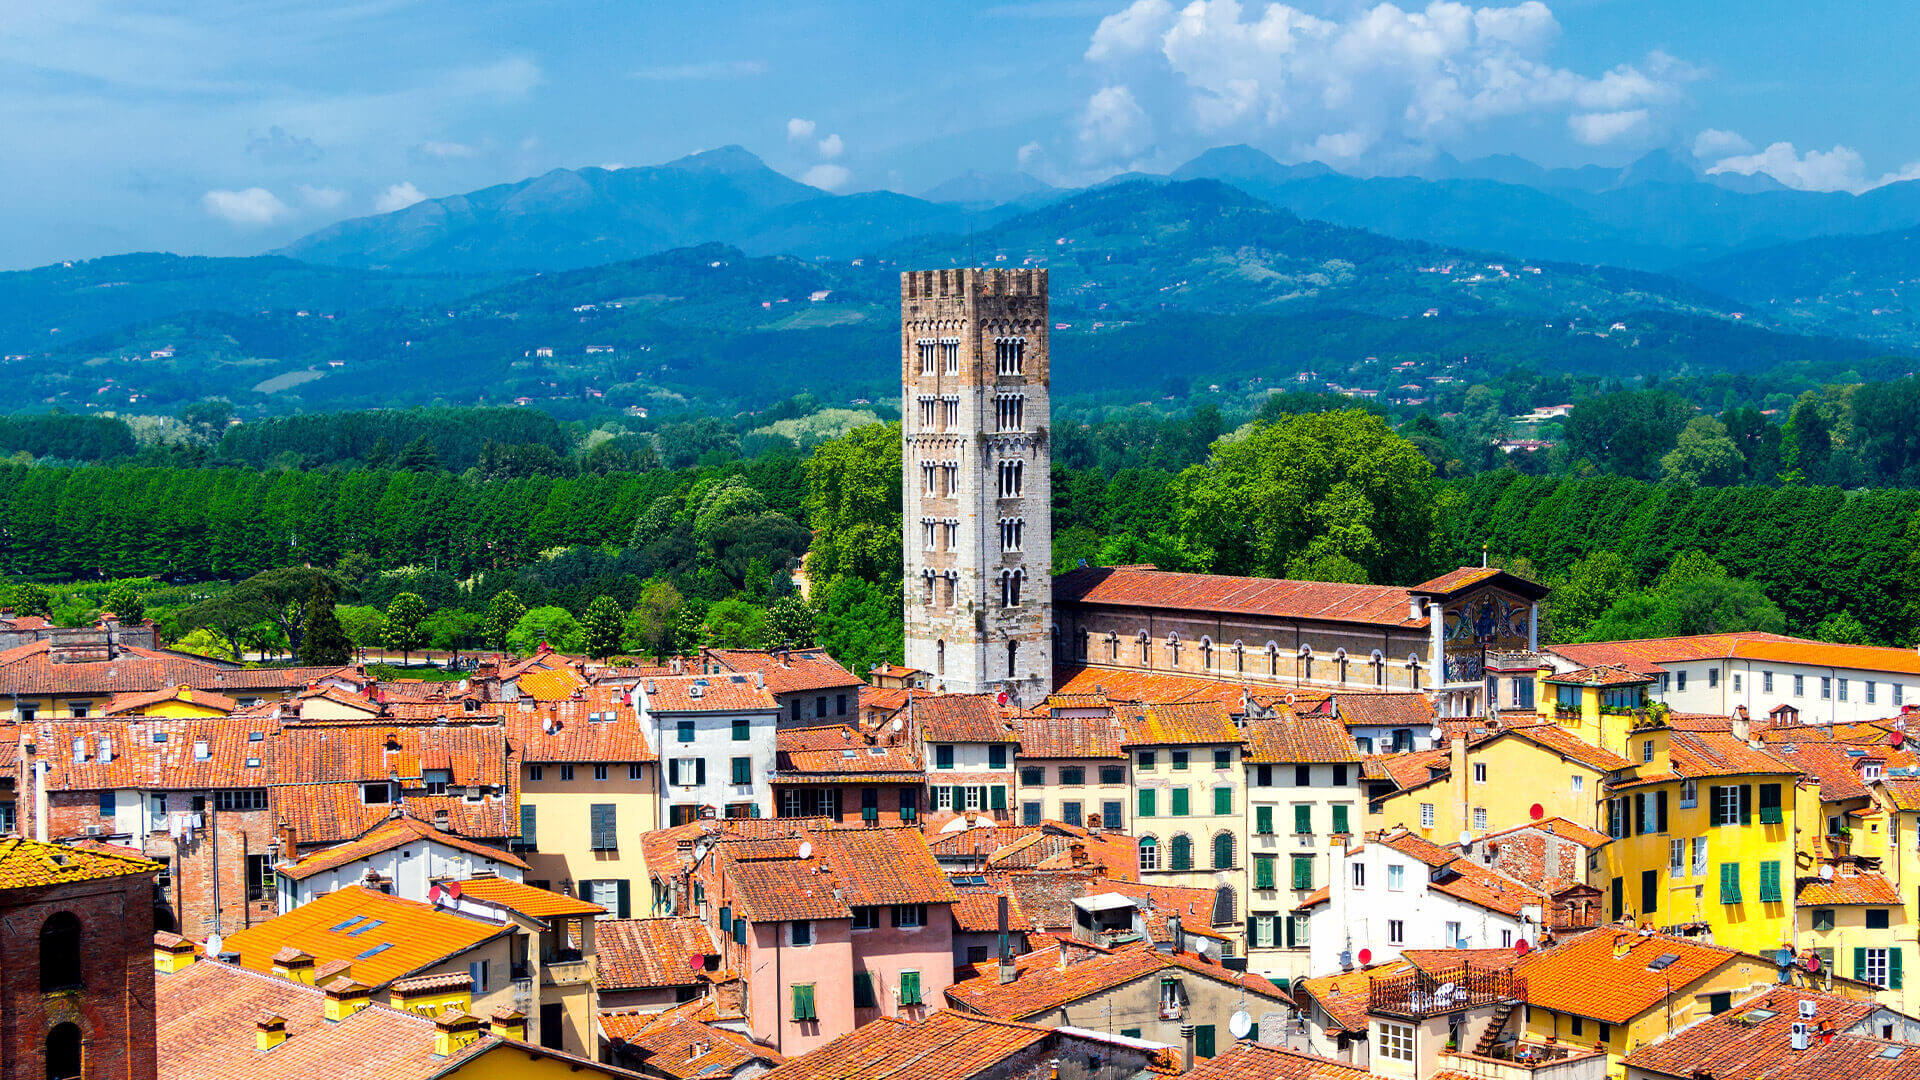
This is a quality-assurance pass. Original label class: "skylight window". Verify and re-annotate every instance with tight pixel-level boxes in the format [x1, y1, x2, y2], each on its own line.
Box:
[346, 919, 386, 936]
[330, 916, 369, 933]
[355, 943, 393, 959]
[1647, 953, 1680, 971]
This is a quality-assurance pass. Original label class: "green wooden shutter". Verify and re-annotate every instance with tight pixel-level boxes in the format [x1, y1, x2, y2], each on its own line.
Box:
[1291, 854, 1312, 890]
[853, 971, 876, 1008]
[1707, 787, 1724, 826]
[720, 906, 732, 933]
[1759, 784, 1783, 824]
[1294, 804, 1311, 834]
[1738, 784, 1752, 825]
[1719, 863, 1742, 904]
[1759, 862, 1781, 903]
[793, 984, 816, 1021]
[732, 757, 751, 785]
[1856, 948, 1870, 982]
[1214, 786, 1231, 815]
[1172, 789, 1190, 816]
[1331, 804, 1350, 834]
[900, 970, 922, 1005]
[1892, 948, 1905, 990]
[1256, 806, 1273, 835]
[590, 803, 617, 851]
[518, 803, 537, 850]
[990, 785, 1007, 811]
[1655, 791, 1668, 834]
[1170, 834, 1192, 870]
[617, 879, 632, 918]
[1195, 1025, 1215, 1059]
[1255, 855, 1276, 889]
[1139, 790, 1156, 817]
[734, 917, 747, 944]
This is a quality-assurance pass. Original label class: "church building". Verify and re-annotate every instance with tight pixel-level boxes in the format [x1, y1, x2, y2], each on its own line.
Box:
[898, 269, 1548, 716]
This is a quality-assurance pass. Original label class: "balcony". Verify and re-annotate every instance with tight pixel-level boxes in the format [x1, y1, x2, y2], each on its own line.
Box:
[540, 958, 593, 987]
[1369, 966, 1525, 1019]
[1439, 1043, 1607, 1080]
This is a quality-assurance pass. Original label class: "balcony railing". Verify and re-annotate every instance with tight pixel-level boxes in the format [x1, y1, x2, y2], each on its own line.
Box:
[1440, 1042, 1607, 1080]
[541, 958, 593, 987]
[1369, 966, 1524, 1019]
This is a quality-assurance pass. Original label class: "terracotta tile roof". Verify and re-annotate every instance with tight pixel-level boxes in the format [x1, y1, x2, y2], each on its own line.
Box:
[1668, 730, 1799, 780]
[1554, 632, 1920, 678]
[1014, 713, 1127, 759]
[760, 1010, 1057, 1080]
[718, 825, 957, 922]
[944, 939, 1288, 1019]
[1120, 701, 1244, 746]
[1054, 565, 1424, 629]
[1501, 724, 1634, 773]
[705, 648, 864, 696]
[1374, 830, 1549, 917]
[1543, 664, 1654, 687]
[928, 823, 1138, 880]
[273, 722, 512, 788]
[1334, 692, 1435, 728]
[1411, 566, 1547, 597]
[1244, 707, 1361, 763]
[1477, 817, 1612, 850]
[641, 674, 778, 714]
[1293, 885, 1330, 911]
[1797, 869, 1901, 905]
[102, 683, 239, 716]
[224, 885, 514, 989]
[0, 836, 159, 889]
[861, 685, 911, 715]
[1094, 878, 1234, 939]
[507, 685, 656, 763]
[950, 885, 1037, 933]
[639, 818, 814, 881]
[29, 716, 282, 792]
[217, 665, 365, 690]
[1296, 961, 1412, 1032]
[278, 817, 528, 881]
[0, 641, 345, 696]
[602, 1010, 783, 1079]
[1621, 987, 1886, 1080]
[272, 782, 516, 846]
[1772, 741, 1887, 802]
[1398, 947, 1528, 975]
[775, 724, 922, 778]
[1187, 1042, 1374, 1080]
[589, 917, 717, 990]
[455, 875, 606, 920]
[1514, 928, 1740, 1024]
[913, 693, 1017, 743]
[517, 665, 588, 702]
[1366, 748, 1451, 791]
[1050, 664, 1262, 706]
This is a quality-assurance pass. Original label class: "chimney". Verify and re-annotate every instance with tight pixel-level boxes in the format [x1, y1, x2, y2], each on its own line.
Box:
[1168, 915, 1184, 953]
[271, 948, 316, 984]
[998, 895, 1017, 983]
[255, 1013, 288, 1052]
[321, 977, 374, 1022]
[1069, 841, 1088, 867]
[488, 1007, 527, 1041]
[432, 1011, 484, 1058]
[715, 978, 747, 1020]
[1731, 707, 1750, 743]
[1181, 1024, 1197, 1074]
[153, 933, 198, 974]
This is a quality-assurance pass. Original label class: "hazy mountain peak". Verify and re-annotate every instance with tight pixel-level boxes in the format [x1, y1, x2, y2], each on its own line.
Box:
[665, 145, 773, 176]
[919, 170, 1055, 206]
[1170, 145, 1332, 184]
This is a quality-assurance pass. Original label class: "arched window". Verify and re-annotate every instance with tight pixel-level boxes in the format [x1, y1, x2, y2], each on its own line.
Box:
[1138, 632, 1151, 665]
[1267, 644, 1279, 676]
[1299, 645, 1314, 683]
[1167, 633, 1181, 667]
[1007, 639, 1019, 675]
[1334, 648, 1349, 685]
[1139, 835, 1159, 872]
[1107, 632, 1119, 661]
[1169, 833, 1193, 871]
[40, 912, 81, 992]
[46, 1022, 81, 1080]
[1408, 654, 1422, 691]
[1199, 638, 1213, 670]
[1213, 884, 1237, 925]
[1212, 831, 1235, 869]
[1076, 628, 1090, 660]
[936, 640, 946, 676]
[1371, 650, 1386, 687]
[1233, 642, 1245, 674]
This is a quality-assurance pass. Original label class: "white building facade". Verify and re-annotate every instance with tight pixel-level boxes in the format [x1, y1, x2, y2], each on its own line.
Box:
[638, 674, 780, 824]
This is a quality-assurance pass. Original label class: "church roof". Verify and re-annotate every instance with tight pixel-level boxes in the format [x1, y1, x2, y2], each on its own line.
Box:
[1053, 566, 1423, 629]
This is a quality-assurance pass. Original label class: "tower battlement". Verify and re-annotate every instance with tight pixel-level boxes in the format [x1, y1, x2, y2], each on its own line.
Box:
[900, 267, 1048, 301]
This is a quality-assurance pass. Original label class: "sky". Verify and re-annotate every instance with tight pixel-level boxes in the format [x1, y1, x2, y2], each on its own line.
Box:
[2, 0, 1915, 269]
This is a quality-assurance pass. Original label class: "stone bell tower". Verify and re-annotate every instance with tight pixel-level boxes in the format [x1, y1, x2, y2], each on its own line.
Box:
[900, 268, 1052, 705]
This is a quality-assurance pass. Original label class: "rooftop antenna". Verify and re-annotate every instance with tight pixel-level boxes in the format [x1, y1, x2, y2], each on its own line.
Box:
[1482, 542, 1489, 568]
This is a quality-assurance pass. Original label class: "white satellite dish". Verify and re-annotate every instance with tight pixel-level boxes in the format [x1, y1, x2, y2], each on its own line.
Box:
[797, 841, 813, 859]
[206, 932, 224, 958]
[891, 717, 904, 732]
[1436, 982, 1457, 997]
[1228, 1010, 1253, 1040]
[1819, 865, 1834, 881]
[1429, 726, 1445, 742]
[1458, 831, 1474, 847]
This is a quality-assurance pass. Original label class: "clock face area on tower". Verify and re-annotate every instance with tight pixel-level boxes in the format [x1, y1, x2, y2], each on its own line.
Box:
[899, 269, 1053, 707]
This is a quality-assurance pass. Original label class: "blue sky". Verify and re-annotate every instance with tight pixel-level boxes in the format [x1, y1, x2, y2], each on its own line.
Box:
[2, 0, 1914, 269]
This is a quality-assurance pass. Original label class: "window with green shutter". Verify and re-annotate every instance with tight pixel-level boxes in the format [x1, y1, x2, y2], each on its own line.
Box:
[853, 972, 876, 1008]
[1759, 784, 1783, 825]
[1331, 804, 1350, 835]
[1255, 855, 1276, 889]
[590, 803, 617, 851]
[1893, 948, 1905, 990]
[1719, 863, 1742, 904]
[1294, 804, 1312, 835]
[515, 804, 537, 851]
[1170, 834, 1193, 870]
[899, 970, 922, 1005]
[720, 906, 733, 934]
[1759, 861, 1782, 902]
[1813, 908, 1835, 931]
[1291, 854, 1313, 890]
[990, 785, 1007, 810]
[733, 718, 750, 741]
[731, 756, 751, 785]
[1172, 788, 1190, 816]
[793, 984, 817, 1021]
[1120, 1028, 1142, 1039]
[1019, 766, 1044, 786]
[1139, 790, 1156, 817]
[617, 879, 631, 918]
[1194, 1025, 1216, 1059]
[734, 917, 747, 944]
[1256, 806, 1274, 835]
[1214, 786, 1231, 815]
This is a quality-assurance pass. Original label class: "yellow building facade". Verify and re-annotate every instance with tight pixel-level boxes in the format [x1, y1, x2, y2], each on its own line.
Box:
[1369, 724, 1626, 844]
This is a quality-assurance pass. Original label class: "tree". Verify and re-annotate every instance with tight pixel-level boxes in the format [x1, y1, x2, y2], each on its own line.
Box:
[626, 580, 684, 659]
[508, 606, 583, 654]
[1546, 551, 1633, 644]
[673, 605, 706, 653]
[299, 588, 352, 665]
[1171, 409, 1439, 584]
[381, 592, 429, 665]
[581, 595, 625, 659]
[335, 604, 386, 650]
[103, 582, 145, 625]
[421, 609, 485, 658]
[703, 598, 766, 649]
[217, 566, 349, 657]
[484, 590, 526, 651]
[1814, 611, 1872, 645]
[395, 436, 441, 472]
[1780, 391, 1836, 485]
[805, 422, 902, 585]
[1562, 390, 1692, 480]
[814, 576, 903, 676]
[11, 583, 53, 619]
[765, 595, 817, 650]
[1582, 554, 1786, 641]
[1660, 417, 1745, 488]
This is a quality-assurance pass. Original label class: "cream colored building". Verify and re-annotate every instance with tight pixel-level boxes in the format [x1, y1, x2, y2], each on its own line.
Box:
[1123, 701, 1248, 948]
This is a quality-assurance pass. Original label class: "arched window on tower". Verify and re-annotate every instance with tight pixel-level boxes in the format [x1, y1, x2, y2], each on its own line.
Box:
[1408, 654, 1423, 690]
[936, 640, 946, 676]
[1007, 639, 1019, 676]
[1076, 628, 1090, 660]
[1335, 648, 1349, 685]
[1107, 632, 1119, 661]
[1266, 643, 1280, 677]
[1138, 632, 1151, 666]
[40, 912, 81, 992]
[1299, 645, 1315, 684]
[46, 1023, 81, 1080]
[1233, 641, 1244, 674]
[1371, 650, 1386, 687]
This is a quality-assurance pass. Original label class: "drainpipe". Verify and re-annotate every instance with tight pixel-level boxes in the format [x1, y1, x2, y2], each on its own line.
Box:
[34, 759, 49, 842]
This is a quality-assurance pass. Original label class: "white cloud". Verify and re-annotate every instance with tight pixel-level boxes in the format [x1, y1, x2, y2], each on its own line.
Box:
[374, 181, 428, 212]
[1705, 140, 1920, 193]
[1691, 128, 1752, 160]
[1071, 0, 1696, 169]
[817, 133, 844, 159]
[201, 186, 289, 226]
[296, 184, 347, 210]
[1568, 109, 1648, 146]
[419, 140, 477, 160]
[802, 163, 852, 191]
[786, 117, 816, 141]
[1018, 140, 1046, 170]
[630, 59, 767, 80]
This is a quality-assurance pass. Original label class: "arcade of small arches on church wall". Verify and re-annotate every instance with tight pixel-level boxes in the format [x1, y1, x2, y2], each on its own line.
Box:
[1051, 607, 1430, 693]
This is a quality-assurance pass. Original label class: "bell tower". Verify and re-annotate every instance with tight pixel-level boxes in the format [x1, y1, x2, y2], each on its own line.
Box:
[900, 268, 1052, 705]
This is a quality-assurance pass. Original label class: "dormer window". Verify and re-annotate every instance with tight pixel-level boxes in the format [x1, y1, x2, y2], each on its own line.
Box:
[193, 741, 211, 761]
[362, 782, 394, 805]
[1865, 764, 1884, 781]
[423, 769, 452, 796]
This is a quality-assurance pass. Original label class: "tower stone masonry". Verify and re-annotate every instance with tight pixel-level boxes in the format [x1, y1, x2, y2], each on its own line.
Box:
[900, 268, 1052, 705]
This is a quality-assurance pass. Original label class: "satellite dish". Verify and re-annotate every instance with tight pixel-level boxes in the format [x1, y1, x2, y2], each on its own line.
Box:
[1515, 939, 1532, 955]
[428, 884, 443, 905]
[206, 932, 224, 958]
[1436, 982, 1457, 997]
[1819, 865, 1834, 881]
[1194, 938, 1212, 957]
[688, 953, 706, 971]
[1357, 948, 1372, 965]
[1228, 1010, 1254, 1040]
[447, 881, 462, 900]
[1429, 726, 1444, 742]
[1458, 831, 1473, 847]
[797, 841, 813, 859]
[891, 717, 904, 732]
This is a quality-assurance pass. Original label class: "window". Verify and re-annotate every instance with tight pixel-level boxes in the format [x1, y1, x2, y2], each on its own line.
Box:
[998, 459, 1024, 497]
[670, 759, 704, 786]
[1719, 863, 1742, 904]
[590, 804, 618, 851]
[1868, 908, 1892, 930]
[1021, 802, 1041, 826]
[1860, 948, 1892, 989]
[1795, 674, 1805, 697]
[1734, 673, 1742, 692]
[898, 969, 924, 1006]
[1172, 750, 1190, 771]
[592, 764, 609, 782]
[995, 337, 1025, 375]
[1256, 806, 1275, 835]
[995, 395, 1026, 431]
[1642, 740, 1655, 763]
[1379, 1021, 1415, 1063]
[1291, 855, 1314, 890]
[853, 971, 877, 1008]
[1710, 784, 1747, 826]
[1822, 677, 1833, 700]
[1212, 832, 1234, 869]
[246, 854, 275, 902]
[1759, 784, 1783, 824]
[1677, 670, 1688, 692]
[1139, 836, 1159, 871]
[1670, 839, 1685, 875]
[677, 720, 695, 743]
[1102, 800, 1123, 827]
[1255, 855, 1277, 889]
[1571, 775, 1584, 793]
[1100, 764, 1125, 785]
[1869, 681, 1878, 704]
[791, 920, 813, 946]
[1138, 750, 1156, 770]
[1709, 668, 1720, 688]
[362, 781, 393, 805]
[47, 1023, 81, 1080]
[1420, 803, 1435, 828]
[1170, 834, 1193, 871]
[1294, 804, 1312, 835]
[1473, 763, 1487, 784]
[1352, 863, 1366, 888]
[1194, 1024, 1216, 1060]
[1062, 801, 1082, 826]
[1386, 920, 1405, 945]
[1709, 992, 1733, 1015]
[1331, 804, 1350, 834]
[942, 340, 959, 375]
[893, 904, 927, 928]
[936, 745, 954, 770]
[917, 339, 936, 375]
[1692, 837, 1708, 876]
[629, 763, 644, 780]
[792, 983, 817, 1021]
[1138, 790, 1156, 818]
[1839, 678, 1850, 702]
[1764, 670, 1774, 692]
[851, 906, 880, 931]
[1214, 748, 1232, 770]
[40, 912, 82, 991]
[731, 757, 751, 785]
[1387, 865, 1405, 891]
[1444, 920, 1464, 948]
[1171, 788, 1190, 816]
[1680, 779, 1697, 808]
[1213, 786, 1232, 815]
[1019, 766, 1044, 786]
[1473, 807, 1488, 830]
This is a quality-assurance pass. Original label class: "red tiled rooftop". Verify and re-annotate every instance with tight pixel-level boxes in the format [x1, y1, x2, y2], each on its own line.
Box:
[595, 917, 717, 990]
[1055, 566, 1424, 629]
